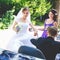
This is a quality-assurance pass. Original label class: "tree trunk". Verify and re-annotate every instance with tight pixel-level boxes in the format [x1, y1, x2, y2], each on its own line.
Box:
[55, 0, 60, 28]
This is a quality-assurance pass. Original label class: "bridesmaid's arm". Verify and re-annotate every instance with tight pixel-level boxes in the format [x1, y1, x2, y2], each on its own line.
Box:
[54, 21, 58, 28]
[38, 28, 44, 31]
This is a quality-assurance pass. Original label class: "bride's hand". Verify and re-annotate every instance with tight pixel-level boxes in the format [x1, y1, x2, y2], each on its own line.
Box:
[15, 25, 21, 33]
[34, 31, 38, 36]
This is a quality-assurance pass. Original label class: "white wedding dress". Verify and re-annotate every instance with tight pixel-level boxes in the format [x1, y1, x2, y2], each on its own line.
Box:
[6, 19, 36, 53]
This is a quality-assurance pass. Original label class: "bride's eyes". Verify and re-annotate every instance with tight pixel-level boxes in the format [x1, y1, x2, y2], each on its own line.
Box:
[23, 11, 29, 15]
[24, 12, 28, 14]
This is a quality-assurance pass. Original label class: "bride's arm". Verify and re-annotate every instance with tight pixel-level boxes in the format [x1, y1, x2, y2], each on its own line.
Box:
[29, 23, 38, 36]
[12, 21, 18, 32]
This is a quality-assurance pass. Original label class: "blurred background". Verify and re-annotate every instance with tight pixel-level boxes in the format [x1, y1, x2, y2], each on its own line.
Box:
[0, 0, 60, 29]
[0, 1, 60, 59]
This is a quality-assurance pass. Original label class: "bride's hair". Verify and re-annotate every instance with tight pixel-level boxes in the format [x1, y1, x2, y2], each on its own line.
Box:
[22, 7, 29, 12]
[13, 7, 31, 24]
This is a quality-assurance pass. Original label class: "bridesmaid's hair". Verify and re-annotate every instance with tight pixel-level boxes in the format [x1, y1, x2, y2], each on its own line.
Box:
[50, 9, 58, 21]
[22, 7, 29, 12]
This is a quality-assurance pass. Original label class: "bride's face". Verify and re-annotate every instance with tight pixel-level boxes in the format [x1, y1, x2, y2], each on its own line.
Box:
[23, 10, 29, 17]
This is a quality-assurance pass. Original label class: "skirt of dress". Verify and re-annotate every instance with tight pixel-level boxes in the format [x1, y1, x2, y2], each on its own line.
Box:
[6, 32, 36, 53]
[41, 30, 47, 38]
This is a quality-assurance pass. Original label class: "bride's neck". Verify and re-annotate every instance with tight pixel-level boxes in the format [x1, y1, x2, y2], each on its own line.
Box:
[21, 16, 27, 22]
[22, 16, 26, 20]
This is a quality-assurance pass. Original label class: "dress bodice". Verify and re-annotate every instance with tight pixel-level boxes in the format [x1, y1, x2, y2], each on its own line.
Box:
[14, 17, 30, 34]
[44, 22, 54, 30]
[17, 22, 29, 33]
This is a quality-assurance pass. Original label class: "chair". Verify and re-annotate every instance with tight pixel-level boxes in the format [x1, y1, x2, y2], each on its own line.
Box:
[18, 46, 46, 60]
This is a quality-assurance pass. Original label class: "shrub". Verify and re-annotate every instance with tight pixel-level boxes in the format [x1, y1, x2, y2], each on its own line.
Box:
[0, 7, 15, 29]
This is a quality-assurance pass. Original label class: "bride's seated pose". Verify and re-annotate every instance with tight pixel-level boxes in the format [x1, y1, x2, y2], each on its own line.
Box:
[6, 7, 38, 53]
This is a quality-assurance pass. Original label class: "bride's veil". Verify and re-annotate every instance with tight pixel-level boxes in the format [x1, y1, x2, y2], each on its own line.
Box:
[14, 8, 31, 23]
[10, 8, 31, 29]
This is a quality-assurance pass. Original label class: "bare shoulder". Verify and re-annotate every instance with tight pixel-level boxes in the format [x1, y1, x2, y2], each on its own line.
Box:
[45, 19, 49, 23]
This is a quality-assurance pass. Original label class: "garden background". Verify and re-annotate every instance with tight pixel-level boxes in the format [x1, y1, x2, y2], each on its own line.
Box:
[0, 0, 56, 29]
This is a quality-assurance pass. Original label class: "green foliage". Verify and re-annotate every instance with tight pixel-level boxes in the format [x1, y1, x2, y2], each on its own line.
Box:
[22, 0, 51, 25]
[0, 0, 52, 16]
[32, 20, 44, 26]
[0, 0, 52, 29]
[32, 0, 51, 21]
[0, 7, 15, 29]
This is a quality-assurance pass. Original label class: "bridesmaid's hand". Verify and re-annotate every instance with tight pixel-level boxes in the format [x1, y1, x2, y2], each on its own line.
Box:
[38, 28, 44, 31]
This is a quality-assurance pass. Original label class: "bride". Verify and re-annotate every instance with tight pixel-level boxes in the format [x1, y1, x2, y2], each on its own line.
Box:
[7, 7, 37, 53]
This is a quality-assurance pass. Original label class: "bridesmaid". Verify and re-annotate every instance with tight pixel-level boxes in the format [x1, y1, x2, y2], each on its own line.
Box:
[39, 9, 58, 38]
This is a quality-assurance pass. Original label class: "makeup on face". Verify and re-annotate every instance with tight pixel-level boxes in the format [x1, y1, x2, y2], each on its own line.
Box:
[23, 10, 29, 17]
[49, 12, 54, 18]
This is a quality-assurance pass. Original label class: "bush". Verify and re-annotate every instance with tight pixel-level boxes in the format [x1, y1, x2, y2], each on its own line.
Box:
[0, 0, 53, 29]
[0, 7, 15, 29]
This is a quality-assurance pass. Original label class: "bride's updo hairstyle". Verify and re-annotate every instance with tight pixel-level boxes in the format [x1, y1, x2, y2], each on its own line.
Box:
[22, 7, 29, 13]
